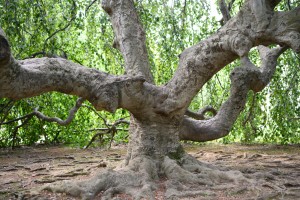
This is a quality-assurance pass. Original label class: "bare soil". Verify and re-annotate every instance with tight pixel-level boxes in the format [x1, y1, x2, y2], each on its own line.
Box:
[0, 143, 299, 199]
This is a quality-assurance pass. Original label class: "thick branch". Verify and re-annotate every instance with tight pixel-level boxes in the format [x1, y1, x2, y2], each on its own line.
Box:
[219, 0, 232, 25]
[102, 0, 153, 83]
[156, 1, 299, 116]
[179, 46, 286, 142]
[0, 45, 146, 113]
[1, 0, 299, 128]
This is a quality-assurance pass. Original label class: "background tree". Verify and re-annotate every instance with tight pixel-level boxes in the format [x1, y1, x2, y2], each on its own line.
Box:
[0, 0, 299, 199]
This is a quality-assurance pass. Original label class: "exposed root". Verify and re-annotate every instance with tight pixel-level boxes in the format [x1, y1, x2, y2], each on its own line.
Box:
[162, 154, 251, 199]
[37, 153, 253, 199]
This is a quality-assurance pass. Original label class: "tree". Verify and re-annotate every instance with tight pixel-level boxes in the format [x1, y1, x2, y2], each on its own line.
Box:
[0, 0, 299, 199]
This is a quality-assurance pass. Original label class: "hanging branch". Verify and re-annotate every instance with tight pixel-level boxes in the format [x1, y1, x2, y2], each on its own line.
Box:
[0, 97, 131, 147]
[181, 0, 187, 31]
[33, 97, 85, 125]
[0, 98, 84, 126]
[85, 119, 130, 149]
[1, 98, 84, 147]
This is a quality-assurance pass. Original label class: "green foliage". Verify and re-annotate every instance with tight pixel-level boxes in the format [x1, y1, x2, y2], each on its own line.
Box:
[136, 0, 217, 84]
[0, 0, 126, 148]
[0, 0, 299, 147]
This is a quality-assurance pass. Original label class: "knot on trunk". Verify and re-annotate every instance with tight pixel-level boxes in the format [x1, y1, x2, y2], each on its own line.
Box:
[90, 76, 145, 113]
[230, 65, 264, 93]
[228, 33, 253, 57]
[102, 0, 121, 15]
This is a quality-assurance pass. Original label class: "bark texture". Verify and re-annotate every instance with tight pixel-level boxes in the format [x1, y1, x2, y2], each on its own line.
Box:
[1, 0, 299, 199]
[102, 0, 154, 83]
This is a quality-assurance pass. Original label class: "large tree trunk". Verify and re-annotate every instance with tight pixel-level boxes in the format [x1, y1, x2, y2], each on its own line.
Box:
[43, 117, 248, 199]
[126, 117, 183, 164]
[1, 0, 299, 199]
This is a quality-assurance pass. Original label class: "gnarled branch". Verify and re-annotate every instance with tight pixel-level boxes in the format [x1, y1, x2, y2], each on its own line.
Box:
[158, 1, 299, 117]
[0, 36, 146, 113]
[179, 46, 287, 142]
[33, 97, 84, 126]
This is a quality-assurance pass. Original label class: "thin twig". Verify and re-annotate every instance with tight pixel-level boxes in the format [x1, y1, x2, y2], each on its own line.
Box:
[181, 0, 187, 30]
[243, 93, 257, 126]
[0, 100, 14, 113]
[0, 112, 35, 125]
[286, 0, 291, 10]
[11, 114, 34, 148]
[0, 100, 15, 124]
[215, 74, 224, 90]
[85, 119, 130, 149]
[85, 0, 97, 15]
[43, 0, 77, 52]
[82, 104, 109, 128]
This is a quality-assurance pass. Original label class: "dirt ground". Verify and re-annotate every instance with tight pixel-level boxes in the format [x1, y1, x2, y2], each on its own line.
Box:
[0, 143, 299, 200]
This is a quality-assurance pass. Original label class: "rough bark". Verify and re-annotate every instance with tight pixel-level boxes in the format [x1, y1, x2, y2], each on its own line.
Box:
[102, 0, 154, 83]
[163, 2, 299, 117]
[1, 0, 299, 199]
[179, 46, 287, 142]
[0, 42, 145, 112]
